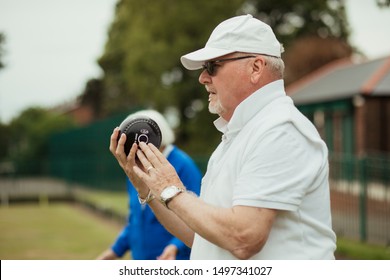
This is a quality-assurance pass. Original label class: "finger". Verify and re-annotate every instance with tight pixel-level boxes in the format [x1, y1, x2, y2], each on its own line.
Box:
[148, 143, 168, 164]
[133, 165, 149, 181]
[128, 143, 138, 163]
[136, 149, 151, 171]
[138, 142, 162, 168]
[115, 133, 127, 161]
[109, 127, 120, 154]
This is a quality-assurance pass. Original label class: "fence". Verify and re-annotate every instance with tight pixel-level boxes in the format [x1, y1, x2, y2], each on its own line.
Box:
[329, 153, 390, 245]
[1, 118, 390, 245]
[47, 112, 129, 190]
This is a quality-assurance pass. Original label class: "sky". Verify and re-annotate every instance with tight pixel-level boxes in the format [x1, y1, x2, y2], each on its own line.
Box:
[0, 0, 390, 124]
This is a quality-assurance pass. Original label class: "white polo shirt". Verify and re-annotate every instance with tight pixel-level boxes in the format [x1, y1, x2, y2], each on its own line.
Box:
[190, 80, 336, 260]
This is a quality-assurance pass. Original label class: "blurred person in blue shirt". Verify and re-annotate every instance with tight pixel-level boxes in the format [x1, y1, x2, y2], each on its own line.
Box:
[98, 109, 202, 260]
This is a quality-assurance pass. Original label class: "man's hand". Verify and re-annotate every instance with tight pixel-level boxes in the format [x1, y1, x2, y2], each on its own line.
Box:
[157, 244, 178, 260]
[133, 142, 186, 199]
[109, 127, 149, 197]
[96, 248, 119, 260]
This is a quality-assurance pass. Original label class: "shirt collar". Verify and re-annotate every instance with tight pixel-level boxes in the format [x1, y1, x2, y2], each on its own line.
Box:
[213, 80, 286, 138]
[162, 144, 174, 157]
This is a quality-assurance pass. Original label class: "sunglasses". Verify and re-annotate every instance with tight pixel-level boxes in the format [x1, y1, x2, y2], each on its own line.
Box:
[202, 55, 256, 76]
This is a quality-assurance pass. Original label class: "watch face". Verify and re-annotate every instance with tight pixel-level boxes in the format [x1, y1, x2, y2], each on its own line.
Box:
[162, 186, 177, 199]
[160, 186, 183, 208]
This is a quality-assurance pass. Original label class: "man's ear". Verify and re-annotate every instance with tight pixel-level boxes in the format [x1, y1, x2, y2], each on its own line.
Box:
[250, 56, 266, 83]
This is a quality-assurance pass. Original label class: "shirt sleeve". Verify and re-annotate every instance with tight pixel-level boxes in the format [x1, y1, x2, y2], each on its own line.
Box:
[111, 224, 131, 257]
[169, 237, 187, 252]
[176, 156, 202, 196]
[233, 122, 325, 210]
[111, 178, 133, 257]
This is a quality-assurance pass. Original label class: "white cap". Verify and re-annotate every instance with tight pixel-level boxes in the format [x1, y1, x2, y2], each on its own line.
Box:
[181, 14, 283, 70]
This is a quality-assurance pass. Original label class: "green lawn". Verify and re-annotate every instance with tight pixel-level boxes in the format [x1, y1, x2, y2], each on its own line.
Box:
[73, 188, 128, 217]
[75, 188, 390, 260]
[336, 238, 390, 260]
[0, 203, 124, 260]
[1, 190, 389, 260]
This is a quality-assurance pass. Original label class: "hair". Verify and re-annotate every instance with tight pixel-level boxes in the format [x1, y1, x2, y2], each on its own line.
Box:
[263, 55, 285, 79]
[234, 52, 285, 79]
[125, 109, 175, 147]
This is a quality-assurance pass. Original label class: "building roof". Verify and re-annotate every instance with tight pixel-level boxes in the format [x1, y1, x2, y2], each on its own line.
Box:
[286, 55, 390, 105]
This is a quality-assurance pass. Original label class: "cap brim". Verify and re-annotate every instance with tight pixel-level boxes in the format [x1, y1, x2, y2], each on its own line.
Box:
[180, 47, 234, 70]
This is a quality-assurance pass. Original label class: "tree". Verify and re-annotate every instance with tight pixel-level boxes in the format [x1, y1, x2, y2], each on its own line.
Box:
[0, 33, 5, 70]
[99, 0, 245, 153]
[98, 0, 352, 154]
[377, 0, 390, 7]
[8, 108, 76, 174]
[0, 123, 11, 160]
[245, 0, 352, 84]
[77, 78, 104, 119]
[0, 33, 9, 170]
[246, 0, 350, 46]
[283, 36, 352, 84]
[0, 33, 6, 153]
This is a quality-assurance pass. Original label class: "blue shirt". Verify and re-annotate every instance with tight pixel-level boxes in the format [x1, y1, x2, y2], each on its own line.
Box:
[111, 145, 202, 260]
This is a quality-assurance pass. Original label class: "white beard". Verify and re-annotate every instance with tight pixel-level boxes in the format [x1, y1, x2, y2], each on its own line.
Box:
[208, 99, 225, 115]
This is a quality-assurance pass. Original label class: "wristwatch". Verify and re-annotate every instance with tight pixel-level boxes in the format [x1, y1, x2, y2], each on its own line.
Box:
[160, 185, 184, 209]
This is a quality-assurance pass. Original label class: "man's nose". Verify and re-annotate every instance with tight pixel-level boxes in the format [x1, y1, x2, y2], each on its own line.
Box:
[199, 69, 211, 85]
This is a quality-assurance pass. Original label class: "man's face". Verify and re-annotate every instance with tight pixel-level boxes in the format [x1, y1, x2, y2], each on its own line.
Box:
[199, 54, 254, 121]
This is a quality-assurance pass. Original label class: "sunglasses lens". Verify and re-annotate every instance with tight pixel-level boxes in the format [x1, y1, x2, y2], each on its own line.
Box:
[203, 62, 214, 76]
[208, 62, 215, 75]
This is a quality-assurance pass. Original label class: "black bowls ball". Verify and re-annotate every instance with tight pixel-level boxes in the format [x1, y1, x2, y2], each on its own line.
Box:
[118, 117, 162, 155]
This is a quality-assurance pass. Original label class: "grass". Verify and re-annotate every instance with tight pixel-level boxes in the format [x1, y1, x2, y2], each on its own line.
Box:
[336, 238, 390, 260]
[76, 188, 390, 260]
[73, 188, 128, 217]
[1, 189, 389, 260]
[0, 203, 123, 260]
